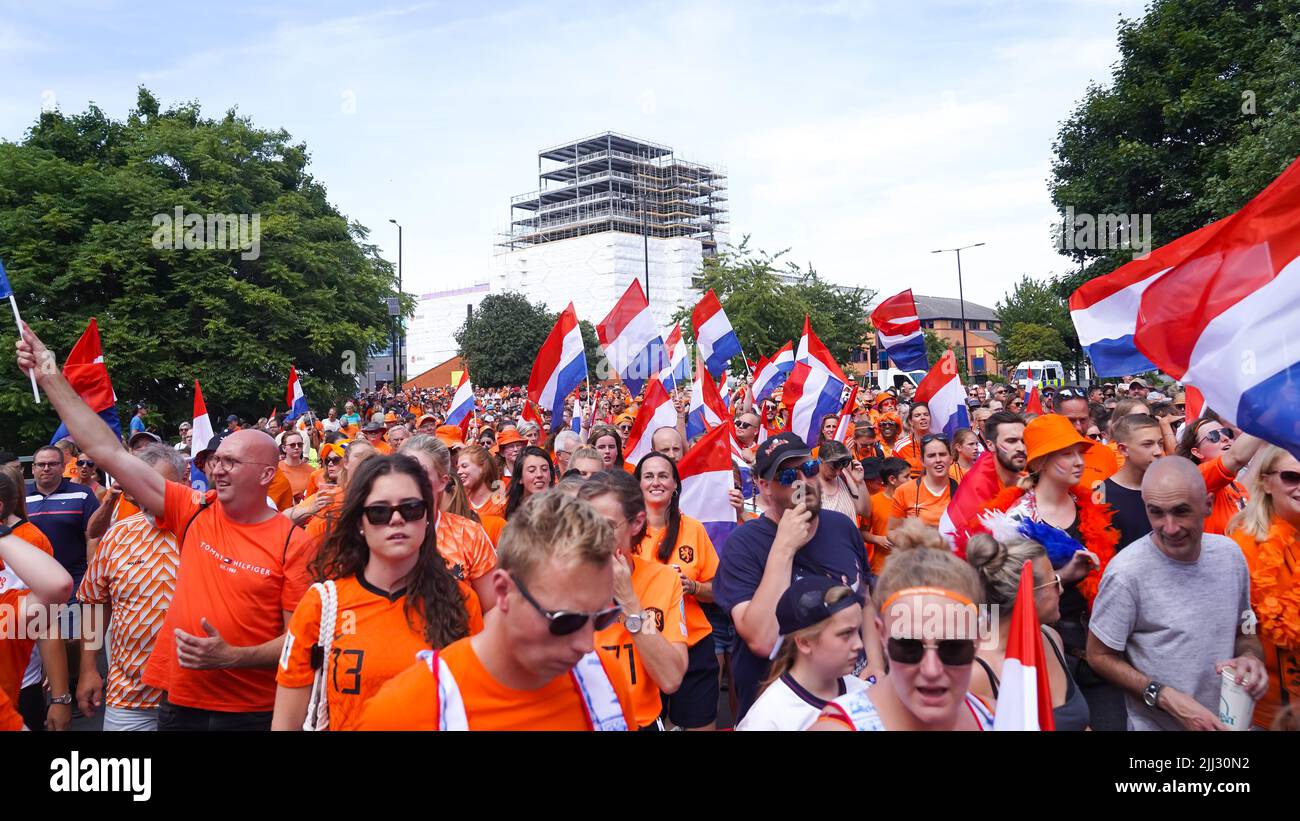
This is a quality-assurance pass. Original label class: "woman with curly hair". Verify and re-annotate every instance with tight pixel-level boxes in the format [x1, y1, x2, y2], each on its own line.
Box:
[1228, 444, 1300, 729]
[272, 454, 478, 731]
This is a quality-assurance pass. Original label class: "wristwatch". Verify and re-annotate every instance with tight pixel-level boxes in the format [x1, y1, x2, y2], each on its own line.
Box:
[48, 693, 73, 706]
[1143, 680, 1165, 708]
[624, 610, 652, 635]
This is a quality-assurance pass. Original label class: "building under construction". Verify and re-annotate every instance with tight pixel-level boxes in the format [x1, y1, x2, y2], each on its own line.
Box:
[500, 132, 728, 254]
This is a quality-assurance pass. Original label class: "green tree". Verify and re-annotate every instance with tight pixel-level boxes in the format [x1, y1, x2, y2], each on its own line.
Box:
[671, 236, 875, 370]
[1050, 0, 1300, 288]
[1003, 323, 1070, 366]
[0, 88, 398, 453]
[455, 292, 553, 387]
[995, 275, 1077, 369]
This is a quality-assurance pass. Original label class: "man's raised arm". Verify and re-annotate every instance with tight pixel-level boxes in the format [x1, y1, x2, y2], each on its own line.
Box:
[16, 322, 165, 516]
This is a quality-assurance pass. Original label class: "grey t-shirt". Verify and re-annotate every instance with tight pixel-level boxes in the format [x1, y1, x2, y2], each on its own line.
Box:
[1088, 533, 1250, 731]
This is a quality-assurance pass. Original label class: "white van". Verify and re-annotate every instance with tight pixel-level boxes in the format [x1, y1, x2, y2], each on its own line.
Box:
[1012, 361, 1066, 391]
[869, 368, 927, 392]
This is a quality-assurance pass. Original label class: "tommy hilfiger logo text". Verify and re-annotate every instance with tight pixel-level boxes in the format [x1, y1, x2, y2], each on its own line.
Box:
[50, 752, 151, 802]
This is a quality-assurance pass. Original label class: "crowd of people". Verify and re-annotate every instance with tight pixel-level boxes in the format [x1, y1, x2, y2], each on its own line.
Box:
[2, 321, 1296, 732]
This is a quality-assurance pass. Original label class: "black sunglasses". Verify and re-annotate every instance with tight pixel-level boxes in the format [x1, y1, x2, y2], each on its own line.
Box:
[1198, 428, 1236, 445]
[920, 434, 950, 447]
[734, 419, 755, 429]
[775, 459, 820, 486]
[325, 456, 344, 465]
[76, 460, 94, 468]
[361, 500, 428, 525]
[511, 574, 622, 636]
[886, 637, 977, 666]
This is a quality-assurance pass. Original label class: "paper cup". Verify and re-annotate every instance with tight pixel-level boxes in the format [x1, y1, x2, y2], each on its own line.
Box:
[1218, 668, 1256, 731]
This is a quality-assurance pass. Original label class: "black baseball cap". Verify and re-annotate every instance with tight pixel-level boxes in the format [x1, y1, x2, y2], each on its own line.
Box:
[776, 576, 865, 635]
[754, 432, 813, 480]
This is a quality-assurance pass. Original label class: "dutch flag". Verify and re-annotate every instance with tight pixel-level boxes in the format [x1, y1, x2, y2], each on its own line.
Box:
[686, 353, 729, 440]
[622, 377, 679, 470]
[752, 342, 795, 403]
[678, 422, 740, 551]
[691, 289, 744, 377]
[659, 323, 690, 393]
[445, 370, 476, 427]
[597, 279, 668, 397]
[913, 350, 970, 438]
[528, 303, 588, 425]
[870, 289, 929, 372]
[286, 365, 309, 421]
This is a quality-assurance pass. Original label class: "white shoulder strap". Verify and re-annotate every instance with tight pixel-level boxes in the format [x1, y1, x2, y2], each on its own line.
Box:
[417, 648, 469, 731]
[302, 581, 337, 731]
[826, 687, 886, 732]
[571, 651, 628, 731]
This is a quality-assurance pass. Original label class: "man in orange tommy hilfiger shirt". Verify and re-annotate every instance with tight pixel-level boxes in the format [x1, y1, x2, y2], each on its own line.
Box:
[359, 490, 636, 730]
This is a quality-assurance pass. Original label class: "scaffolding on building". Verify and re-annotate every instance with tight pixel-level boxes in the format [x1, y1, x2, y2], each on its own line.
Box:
[498, 131, 728, 254]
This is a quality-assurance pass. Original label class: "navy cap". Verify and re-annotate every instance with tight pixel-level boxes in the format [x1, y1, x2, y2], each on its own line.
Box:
[776, 576, 865, 635]
[754, 432, 812, 480]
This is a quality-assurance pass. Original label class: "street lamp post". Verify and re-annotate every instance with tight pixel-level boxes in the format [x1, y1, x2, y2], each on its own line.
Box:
[389, 219, 403, 387]
[931, 242, 985, 376]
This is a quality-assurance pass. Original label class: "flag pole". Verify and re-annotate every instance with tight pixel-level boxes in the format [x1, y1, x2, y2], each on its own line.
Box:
[9, 297, 40, 402]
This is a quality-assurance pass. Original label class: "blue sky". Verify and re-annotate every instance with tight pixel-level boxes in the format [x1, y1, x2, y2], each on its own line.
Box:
[0, 0, 1151, 309]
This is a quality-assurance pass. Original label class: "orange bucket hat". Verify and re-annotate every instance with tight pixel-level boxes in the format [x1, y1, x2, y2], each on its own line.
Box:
[1024, 414, 1096, 466]
[495, 428, 527, 448]
[435, 425, 466, 449]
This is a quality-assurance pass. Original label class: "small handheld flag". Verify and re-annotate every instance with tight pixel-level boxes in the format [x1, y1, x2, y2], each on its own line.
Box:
[0, 259, 39, 402]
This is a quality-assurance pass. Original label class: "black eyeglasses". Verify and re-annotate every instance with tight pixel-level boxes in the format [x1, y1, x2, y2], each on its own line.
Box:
[886, 637, 977, 666]
[511, 574, 622, 636]
[775, 459, 820, 486]
[1197, 428, 1235, 445]
[361, 500, 427, 525]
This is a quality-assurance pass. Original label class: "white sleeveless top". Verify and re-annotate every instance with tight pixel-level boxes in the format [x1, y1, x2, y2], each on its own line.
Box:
[823, 687, 994, 731]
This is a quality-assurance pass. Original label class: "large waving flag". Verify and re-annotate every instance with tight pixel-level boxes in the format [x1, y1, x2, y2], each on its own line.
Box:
[445, 370, 476, 426]
[795, 315, 851, 385]
[658, 323, 689, 393]
[913, 349, 969, 438]
[679, 422, 739, 550]
[597, 280, 668, 396]
[1133, 156, 1300, 457]
[783, 361, 845, 447]
[622, 377, 678, 470]
[938, 450, 1002, 550]
[993, 560, 1056, 731]
[1069, 218, 1227, 376]
[686, 353, 729, 440]
[528, 303, 588, 425]
[871, 290, 929, 372]
[51, 318, 121, 443]
[752, 342, 795, 403]
[691, 289, 744, 376]
[285, 365, 309, 421]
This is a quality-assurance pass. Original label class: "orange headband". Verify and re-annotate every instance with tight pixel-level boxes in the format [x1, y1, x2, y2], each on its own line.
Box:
[880, 586, 975, 614]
